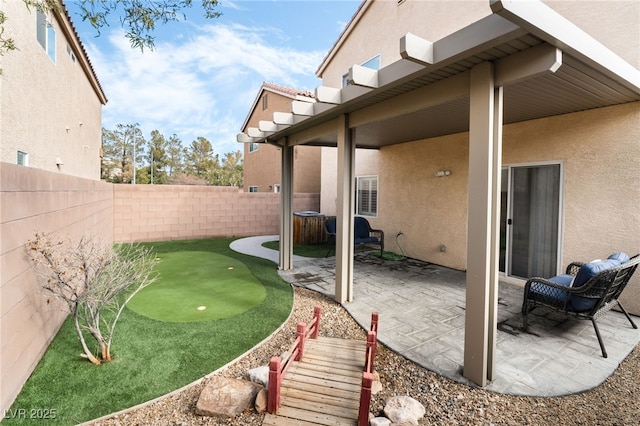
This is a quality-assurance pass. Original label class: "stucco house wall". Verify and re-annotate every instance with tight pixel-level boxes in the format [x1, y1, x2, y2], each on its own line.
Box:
[0, 2, 106, 179]
[318, 0, 640, 312]
[243, 84, 322, 195]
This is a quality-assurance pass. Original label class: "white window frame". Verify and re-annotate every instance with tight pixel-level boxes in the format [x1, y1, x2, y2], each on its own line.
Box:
[273, 184, 281, 193]
[36, 10, 56, 63]
[248, 186, 259, 193]
[17, 151, 29, 166]
[249, 143, 259, 153]
[355, 175, 378, 217]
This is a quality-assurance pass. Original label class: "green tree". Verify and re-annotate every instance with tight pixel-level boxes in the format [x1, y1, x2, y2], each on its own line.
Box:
[148, 130, 169, 184]
[101, 124, 144, 183]
[166, 134, 185, 178]
[218, 150, 243, 187]
[185, 137, 219, 181]
[1, 0, 221, 56]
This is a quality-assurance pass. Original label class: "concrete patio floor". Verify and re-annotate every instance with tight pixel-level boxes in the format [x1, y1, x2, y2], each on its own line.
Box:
[231, 236, 640, 397]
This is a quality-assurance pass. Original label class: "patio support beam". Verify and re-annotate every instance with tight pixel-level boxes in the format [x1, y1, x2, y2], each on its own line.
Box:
[279, 137, 294, 271]
[289, 117, 340, 146]
[335, 114, 355, 303]
[464, 61, 501, 386]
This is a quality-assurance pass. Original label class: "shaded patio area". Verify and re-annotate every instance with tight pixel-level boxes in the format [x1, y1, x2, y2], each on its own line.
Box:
[275, 250, 640, 397]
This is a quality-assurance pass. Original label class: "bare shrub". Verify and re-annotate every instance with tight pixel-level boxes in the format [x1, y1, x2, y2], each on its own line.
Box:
[27, 232, 159, 364]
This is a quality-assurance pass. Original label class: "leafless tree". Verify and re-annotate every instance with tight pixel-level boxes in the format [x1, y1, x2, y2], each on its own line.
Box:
[27, 232, 159, 365]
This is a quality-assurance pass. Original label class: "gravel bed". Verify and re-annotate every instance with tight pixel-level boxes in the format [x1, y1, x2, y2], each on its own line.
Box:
[89, 286, 640, 426]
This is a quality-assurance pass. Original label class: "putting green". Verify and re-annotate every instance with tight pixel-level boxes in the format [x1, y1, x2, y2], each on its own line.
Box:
[127, 251, 266, 322]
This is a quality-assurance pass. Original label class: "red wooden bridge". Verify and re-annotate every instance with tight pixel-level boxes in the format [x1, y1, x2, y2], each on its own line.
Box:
[263, 306, 378, 426]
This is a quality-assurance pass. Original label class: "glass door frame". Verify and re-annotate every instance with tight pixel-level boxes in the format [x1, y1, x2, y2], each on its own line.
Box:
[500, 161, 564, 284]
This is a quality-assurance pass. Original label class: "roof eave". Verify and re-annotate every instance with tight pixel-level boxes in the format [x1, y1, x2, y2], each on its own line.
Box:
[490, 0, 640, 94]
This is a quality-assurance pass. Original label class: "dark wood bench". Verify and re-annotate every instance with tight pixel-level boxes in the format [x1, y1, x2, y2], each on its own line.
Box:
[522, 253, 639, 357]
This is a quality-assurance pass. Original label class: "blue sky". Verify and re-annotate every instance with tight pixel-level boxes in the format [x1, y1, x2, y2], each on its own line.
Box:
[66, 0, 361, 155]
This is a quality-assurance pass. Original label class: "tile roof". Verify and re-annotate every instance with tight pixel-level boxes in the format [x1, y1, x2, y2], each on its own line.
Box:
[60, 0, 107, 103]
[262, 82, 314, 98]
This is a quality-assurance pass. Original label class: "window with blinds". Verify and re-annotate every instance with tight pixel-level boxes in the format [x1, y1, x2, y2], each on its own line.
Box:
[356, 176, 378, 217]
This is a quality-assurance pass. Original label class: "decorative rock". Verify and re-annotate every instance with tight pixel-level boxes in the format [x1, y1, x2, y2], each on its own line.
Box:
[370, 417, 392, 426]
[195, 377, 262, 418]
[372, 379, 383, 395]
[383, 395, 426, 426]
[248, 365, 270, 386]
[254, 388, 268, 413]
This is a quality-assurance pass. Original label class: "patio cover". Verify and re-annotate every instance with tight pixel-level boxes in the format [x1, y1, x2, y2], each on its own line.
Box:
[237, 0, 640, 387]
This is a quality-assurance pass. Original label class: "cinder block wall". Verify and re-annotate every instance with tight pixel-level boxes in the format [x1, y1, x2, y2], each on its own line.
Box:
[113, 185, 320, 242]
[0, 163, 113, 414]
[1, 171, 320, 413]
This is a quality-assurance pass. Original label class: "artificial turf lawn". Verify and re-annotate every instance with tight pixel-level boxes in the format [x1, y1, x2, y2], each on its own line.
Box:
[127, 251, 266, 322]
[5, 238, 293, 426]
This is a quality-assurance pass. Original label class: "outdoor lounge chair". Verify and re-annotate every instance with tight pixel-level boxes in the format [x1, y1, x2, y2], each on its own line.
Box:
[324, 217, 385, 257]
[522, 253, 640, 358]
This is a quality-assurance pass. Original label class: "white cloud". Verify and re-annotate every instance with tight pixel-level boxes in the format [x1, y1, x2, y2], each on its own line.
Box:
[88, 22, 324, 154]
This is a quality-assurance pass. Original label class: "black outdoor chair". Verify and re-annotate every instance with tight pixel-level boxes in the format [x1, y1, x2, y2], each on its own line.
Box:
[324, 217, 384, 257]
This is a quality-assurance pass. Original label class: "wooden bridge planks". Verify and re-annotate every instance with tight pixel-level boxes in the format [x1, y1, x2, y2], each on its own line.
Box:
[263, 336, 366, 426]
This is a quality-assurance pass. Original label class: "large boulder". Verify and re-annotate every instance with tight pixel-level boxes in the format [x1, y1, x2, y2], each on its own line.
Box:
[195, 377, 262, 418]
[383, 395, 425, 426]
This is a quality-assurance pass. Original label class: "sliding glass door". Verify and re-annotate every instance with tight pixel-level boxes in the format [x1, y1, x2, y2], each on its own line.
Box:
[500, 163, 562, 279]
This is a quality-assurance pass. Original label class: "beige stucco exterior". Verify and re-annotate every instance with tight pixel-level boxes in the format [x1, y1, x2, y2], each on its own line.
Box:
[0, 2, 106, 179]
[319, 1, 639, 81]
[242, 84, 322, 196]
[318, 0, 640, 312]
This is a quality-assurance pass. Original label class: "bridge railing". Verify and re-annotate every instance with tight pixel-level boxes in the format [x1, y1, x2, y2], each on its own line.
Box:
[267, 306, 322, 413]
[358, 311, 379, 426]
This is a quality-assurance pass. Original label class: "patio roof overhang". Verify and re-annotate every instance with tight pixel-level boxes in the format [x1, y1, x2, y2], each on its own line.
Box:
[238, 0, 640, 389]
[237, 1, 640, 149]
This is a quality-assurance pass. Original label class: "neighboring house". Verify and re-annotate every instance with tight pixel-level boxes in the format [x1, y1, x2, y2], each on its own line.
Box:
[241, 82, 322, 195]
[0, 1, 107, 179]
[237, 0, 640, 387]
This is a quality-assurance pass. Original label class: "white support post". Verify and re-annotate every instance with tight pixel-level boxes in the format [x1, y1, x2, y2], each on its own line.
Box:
[335, 114, 355, 303]
[464, 61, 501, 386]
[279, 137, 294, 271]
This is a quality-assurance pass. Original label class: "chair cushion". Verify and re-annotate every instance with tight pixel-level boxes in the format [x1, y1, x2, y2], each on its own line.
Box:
[529, 275, 571, 306]
[608, 252, 630, 264]
[569, 259, 620, 312]
[572, 259, 620, 288]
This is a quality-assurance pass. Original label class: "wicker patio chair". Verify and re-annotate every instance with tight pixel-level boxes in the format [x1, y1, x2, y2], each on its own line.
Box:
[522, 253, 639, 358]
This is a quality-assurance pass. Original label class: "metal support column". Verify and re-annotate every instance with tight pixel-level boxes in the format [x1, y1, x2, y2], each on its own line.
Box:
[464, 62, 502, 386]
[279, 138, 294, 270]
[335, 114, 355, 303]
